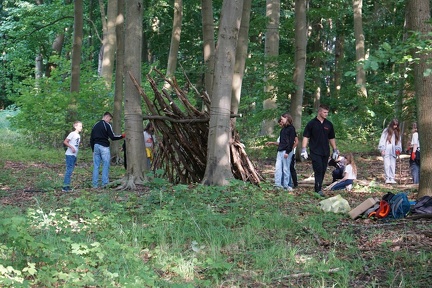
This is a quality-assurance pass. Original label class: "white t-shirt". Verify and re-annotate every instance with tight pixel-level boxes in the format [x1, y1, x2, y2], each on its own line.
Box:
[143, 131, 155, 148]
[344, 164, 356, 180]
[65, 131, 81, 157]
[411, 132, 420, 150]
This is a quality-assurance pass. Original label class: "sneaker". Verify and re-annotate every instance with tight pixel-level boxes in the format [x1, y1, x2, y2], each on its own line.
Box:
[317, 190, 325, 197]
[346, 184, 353, 191]
[286, 186, 293, 191]
[61, 188, 70, 192]
[390, 179, 397, 184]
[385, 179, 391, 184]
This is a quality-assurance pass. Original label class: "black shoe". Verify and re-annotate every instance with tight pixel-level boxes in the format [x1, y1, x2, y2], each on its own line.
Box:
[317, 190, 325, 197]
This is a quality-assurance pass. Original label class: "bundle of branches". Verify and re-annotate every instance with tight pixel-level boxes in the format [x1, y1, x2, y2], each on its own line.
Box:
[131, 69, 263, 185]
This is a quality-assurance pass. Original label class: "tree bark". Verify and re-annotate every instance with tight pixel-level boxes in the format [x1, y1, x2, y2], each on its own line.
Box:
[290, 0, 308, 141]
[407, 0, 432, 197]
[98, 0, 118, 88]
[111, 0, 126, 164]
[120, 0, 146, 190]
[353, 0, 367, 97]
[202, 0, 244, 186]
[231, 0, 251, 126]
[259, 0, 280, 136]
[201, 0, 216, 99]
[164, 0, 183, 90]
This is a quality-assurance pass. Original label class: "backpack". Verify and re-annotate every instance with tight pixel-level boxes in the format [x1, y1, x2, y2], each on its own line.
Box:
[411, 196, 432, 215]
[388, 192, 411, 219]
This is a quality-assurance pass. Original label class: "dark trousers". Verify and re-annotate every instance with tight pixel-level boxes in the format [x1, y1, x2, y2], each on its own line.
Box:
[290, 153, 298, 187]
[311, 153, 328, 192]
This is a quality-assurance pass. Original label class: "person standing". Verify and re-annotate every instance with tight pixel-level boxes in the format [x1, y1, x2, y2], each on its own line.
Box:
[409, 122, 420, 184]
[301, 104, 339, 197]
[275, 113, 296, 190]
[378, 118, 402, 184]
[289, 134, 299, 188]
[90, 112, 124, 188]
[62, 121, 83, 192]
[143, 122, 156, 167]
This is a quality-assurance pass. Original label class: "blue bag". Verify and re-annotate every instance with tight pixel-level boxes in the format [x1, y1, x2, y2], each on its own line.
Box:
[388, 192, 411, 219]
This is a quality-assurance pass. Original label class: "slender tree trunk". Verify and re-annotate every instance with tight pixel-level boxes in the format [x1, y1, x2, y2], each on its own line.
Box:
[68, 0, 83, 122]
[259, 0, 280, 136]
[164, 0, 183, 90]
[201, 0, 215, 99]
[407, 0, 432, 197]
[98, 0, 118, 88]
[290, 0, 308, 138]
[112, 0, 126, 164]
[202, 0, 244, 186]
[353, 0, 367, 97]
[122, 0, 146, 190]
[334, 20, 345, 99]
[231, 0, 251, 126]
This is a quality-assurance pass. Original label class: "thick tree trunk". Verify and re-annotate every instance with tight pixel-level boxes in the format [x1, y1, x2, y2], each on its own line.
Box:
[407, 0, 432, 197]
[353, 0, 367, 97]
[290, 0, 308, 140]
[201, 0, 216, 99]
[260, 0, 280, 136]
[231, 0, 251, 126]
[164, 0, 183, 90]
[70, 0, 83, 94]
[202, 0, 244, 186]
[120, 0, 146, 190]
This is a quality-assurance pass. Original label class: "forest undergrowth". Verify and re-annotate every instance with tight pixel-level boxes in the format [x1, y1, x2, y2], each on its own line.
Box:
[0, 129, 431, 287]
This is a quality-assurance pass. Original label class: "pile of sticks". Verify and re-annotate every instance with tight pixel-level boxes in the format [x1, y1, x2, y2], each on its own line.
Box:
[131, 69, 263, 185]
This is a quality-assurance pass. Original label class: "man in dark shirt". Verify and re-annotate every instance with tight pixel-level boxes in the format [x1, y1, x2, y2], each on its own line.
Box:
[90, 112, 124, 188]
[301, 104, 339, 196]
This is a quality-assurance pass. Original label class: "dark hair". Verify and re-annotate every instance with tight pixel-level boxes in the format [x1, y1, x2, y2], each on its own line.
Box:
[319, 104, 330, 111]
[281, 113, 293, 126]
[386, 118, 400, 145]
[144, 122, 154, 132]
[103, 112, 113, 118]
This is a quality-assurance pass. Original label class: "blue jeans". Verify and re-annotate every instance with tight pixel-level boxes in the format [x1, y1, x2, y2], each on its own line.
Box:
[63, 155, 77, 190]
[274, 151, 293, 189]
[331, 179, 354, 191]
[92, 144, 111, 188]
[410, 163, 420, 184]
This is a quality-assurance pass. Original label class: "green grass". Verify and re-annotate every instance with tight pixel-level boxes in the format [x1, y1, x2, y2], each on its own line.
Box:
[0, 128, 430, 287]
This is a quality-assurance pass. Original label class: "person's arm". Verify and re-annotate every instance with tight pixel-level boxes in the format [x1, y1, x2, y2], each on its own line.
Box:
[293, 136, 299, 149]
[63, 137, 76, 153]
[265, 141, 279, 146]
[302, 136, 309, 150]
[329, 138, 337, 151]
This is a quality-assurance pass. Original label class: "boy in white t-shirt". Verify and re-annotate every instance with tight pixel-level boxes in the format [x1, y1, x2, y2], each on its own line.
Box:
[62, 121, 83, 192]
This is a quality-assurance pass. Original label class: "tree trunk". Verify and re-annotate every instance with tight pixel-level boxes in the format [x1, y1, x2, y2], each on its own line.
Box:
[164, 0, 183, 90]
[290, 0, 308, 140]
[68, 0, 83, 122]
[98, 0, 118, 88]
[201, 0, 216, 99]
[407, 0, 432, 197]
[111, 0, 126, 165]
[120, 0, 146, 190]
[259, 0, 280, 136]
[231, 0, 251, 125]
[202, 0, 244, 186]
[334, 19, 345, 99]
[353, 0, 367, 97]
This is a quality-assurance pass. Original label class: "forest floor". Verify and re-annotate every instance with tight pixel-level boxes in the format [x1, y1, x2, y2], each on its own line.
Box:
[1, 151, 431, 287]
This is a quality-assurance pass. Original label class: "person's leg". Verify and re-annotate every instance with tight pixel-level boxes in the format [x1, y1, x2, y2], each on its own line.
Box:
[282, 151, 292, 189]
[92, 144, 102, 188]
[274, 151, 283, 187]
[389, 156, 396, 182]
[100, 146, 111, 187]
[311, 153, 324, 193]
[331, 179, 353, 191]
[320, 155, 329, 190]
[63, 155, 76, 191]
[290, 153, 298, 187]
[411, 163, 420, 184]
[383, 155, 391, 183]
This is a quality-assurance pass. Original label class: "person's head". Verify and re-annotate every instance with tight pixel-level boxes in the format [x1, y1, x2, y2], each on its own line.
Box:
[102, 112, 113, 123]
[144, 122, 154, 133]
[280, 113, 293, 127]
[73, 121, 83, 133]
[346, 152, 357, 174]
[386, 118, 400, 144]
[277, 118, 283, 127]
[317, 104, 330, 120]
[412, 122, 418, 133]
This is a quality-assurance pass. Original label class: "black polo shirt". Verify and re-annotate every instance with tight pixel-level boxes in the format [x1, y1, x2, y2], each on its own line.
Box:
[303, 117, 335, 157]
